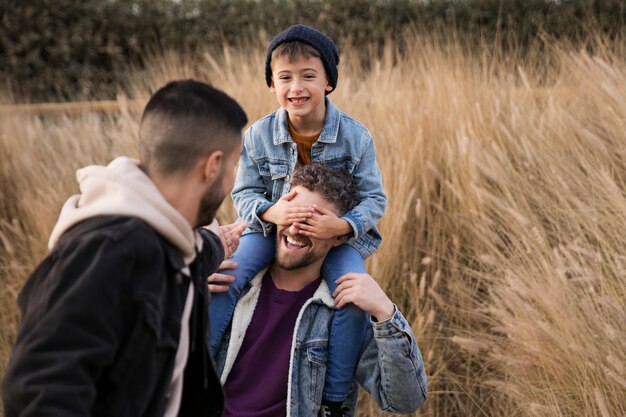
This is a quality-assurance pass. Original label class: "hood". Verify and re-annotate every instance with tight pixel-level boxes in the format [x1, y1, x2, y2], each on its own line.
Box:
[48, 156, 199, 264]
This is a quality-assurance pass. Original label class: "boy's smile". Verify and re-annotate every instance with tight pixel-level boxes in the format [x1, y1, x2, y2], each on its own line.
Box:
[270, 55, 333, 131]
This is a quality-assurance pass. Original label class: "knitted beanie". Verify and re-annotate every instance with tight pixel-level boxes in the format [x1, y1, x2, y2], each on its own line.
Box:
[265, 24, 339, 93]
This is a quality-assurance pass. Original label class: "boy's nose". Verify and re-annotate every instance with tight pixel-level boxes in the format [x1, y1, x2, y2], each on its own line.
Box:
[290, 80, 304, 93]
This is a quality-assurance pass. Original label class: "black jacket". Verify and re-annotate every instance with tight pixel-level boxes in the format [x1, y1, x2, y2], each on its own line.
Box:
[3, 216, 224, 417]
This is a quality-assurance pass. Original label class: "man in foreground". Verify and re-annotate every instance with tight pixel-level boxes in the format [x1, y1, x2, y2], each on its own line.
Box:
[3, 80, 247, 417]
[209, 164, 428, 417]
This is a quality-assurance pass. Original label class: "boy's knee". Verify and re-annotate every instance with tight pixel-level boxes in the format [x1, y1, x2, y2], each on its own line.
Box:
[340, 303, 367, 320]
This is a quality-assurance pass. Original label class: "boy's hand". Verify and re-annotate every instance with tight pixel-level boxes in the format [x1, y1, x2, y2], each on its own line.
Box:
[333, 273, 395, 322]
[207, 260, 237, 293]
[293, 205, 352, 239]
[218, 222, 248, 259]
[261, 190, 313, 227]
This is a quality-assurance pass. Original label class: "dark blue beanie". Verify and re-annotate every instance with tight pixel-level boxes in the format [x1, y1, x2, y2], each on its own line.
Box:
[265, 24, 339, 93]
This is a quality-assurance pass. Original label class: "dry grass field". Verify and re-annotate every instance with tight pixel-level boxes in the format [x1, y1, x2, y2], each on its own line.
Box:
[1, 33, 625, 416]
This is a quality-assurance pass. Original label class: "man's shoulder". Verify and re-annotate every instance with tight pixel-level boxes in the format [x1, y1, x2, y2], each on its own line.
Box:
[61, 215, 154, 238]
[19, 217, 167, 314]
[56, 216, 163, 256]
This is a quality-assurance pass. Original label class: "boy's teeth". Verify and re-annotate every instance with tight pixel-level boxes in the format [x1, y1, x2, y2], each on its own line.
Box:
[291, 98, 307, 103]
[286, 236, 306, 247]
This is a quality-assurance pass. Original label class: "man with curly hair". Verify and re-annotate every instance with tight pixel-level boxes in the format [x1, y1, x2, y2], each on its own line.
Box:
[209, 163, 428, 417]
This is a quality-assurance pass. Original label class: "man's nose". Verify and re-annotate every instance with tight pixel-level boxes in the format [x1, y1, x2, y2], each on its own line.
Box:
[288, 223, 299, 235]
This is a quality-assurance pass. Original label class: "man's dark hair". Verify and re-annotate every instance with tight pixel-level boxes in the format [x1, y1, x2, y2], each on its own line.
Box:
[291, 163, 359, 215]
[139, 79, 247, 176]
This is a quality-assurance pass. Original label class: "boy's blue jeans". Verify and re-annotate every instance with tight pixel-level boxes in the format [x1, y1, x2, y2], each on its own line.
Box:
[209, 232, 368, 403]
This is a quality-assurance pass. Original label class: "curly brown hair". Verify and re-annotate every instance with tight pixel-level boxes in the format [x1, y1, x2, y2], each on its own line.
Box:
[291, 163, 359, 215]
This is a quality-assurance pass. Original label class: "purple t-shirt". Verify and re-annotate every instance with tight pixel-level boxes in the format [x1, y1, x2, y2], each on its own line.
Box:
[222, 272, 321, 417]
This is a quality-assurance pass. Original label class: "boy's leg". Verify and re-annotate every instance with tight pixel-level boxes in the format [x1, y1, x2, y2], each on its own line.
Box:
[320, 244, 369, 405]
[208, 232, 275, 355]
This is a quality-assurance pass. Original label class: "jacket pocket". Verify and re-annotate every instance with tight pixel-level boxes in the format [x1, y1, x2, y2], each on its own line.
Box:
[306, 345, 327, 401]
[258, 161, 290, 200]
[324, 156, 356, 174]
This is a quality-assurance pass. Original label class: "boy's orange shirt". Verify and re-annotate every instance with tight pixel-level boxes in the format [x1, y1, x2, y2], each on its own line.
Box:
[288, 122, 319, 166]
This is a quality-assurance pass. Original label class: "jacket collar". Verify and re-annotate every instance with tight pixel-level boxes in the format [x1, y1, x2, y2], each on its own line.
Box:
[220, 265, 335, 384]
[273, 98, 341, 146]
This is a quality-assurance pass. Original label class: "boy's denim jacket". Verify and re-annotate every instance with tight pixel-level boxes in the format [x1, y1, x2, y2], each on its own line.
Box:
[232, 98, 387, 258]
[213, 268, 428, 416]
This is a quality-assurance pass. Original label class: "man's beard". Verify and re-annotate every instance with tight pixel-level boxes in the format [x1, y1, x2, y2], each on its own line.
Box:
[275, 235, 321, 270]
[196, 178, 226, 227]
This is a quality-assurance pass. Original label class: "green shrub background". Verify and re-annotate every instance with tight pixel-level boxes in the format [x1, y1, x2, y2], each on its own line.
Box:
[1, 0, 625, 101]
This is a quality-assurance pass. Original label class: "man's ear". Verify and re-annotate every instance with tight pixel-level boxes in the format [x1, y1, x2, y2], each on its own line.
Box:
[332, 238, 344, 248]
[202, 150, 224, 184]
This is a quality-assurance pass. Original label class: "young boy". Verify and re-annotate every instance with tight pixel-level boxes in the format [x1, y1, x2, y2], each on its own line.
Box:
[209, 24, 386, 416]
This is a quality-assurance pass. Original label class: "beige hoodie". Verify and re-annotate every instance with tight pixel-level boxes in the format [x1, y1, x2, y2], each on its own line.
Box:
[48, 156, 202, 264]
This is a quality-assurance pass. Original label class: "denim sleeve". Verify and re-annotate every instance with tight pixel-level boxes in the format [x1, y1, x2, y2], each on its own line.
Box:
[231, 128, 275, 236]
[341, 130, 387, 240]
[354, 306, 428, 413]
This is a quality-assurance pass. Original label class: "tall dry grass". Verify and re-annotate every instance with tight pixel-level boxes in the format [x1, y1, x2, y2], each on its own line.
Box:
[1, 33, 625, 416]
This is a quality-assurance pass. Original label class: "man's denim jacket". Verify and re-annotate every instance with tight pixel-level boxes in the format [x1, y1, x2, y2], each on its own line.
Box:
[213, 269, 428, 416]
[231, 98, 387, 258]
